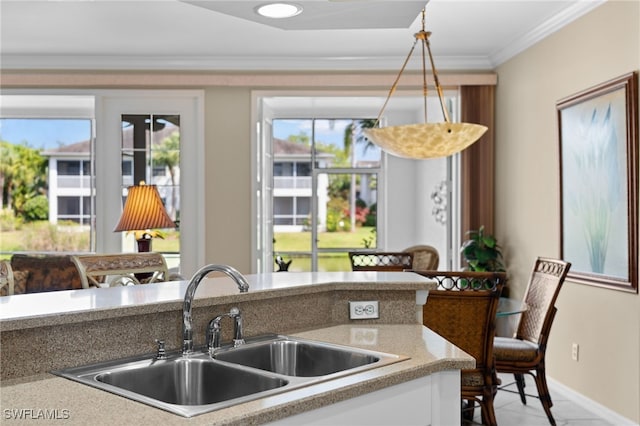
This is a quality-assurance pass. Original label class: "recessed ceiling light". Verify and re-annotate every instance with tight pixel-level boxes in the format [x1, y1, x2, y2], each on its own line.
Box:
[256, 3, 303, 19]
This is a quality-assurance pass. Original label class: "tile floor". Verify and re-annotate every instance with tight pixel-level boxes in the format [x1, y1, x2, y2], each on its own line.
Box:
[469, 374, 615, 426]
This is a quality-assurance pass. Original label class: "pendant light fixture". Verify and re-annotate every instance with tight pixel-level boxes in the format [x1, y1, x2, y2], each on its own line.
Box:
[363, 9, 488, 159]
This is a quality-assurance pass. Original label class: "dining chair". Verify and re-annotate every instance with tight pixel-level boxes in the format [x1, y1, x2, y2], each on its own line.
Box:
[493, 257, 571, 426]
[403, 244, 439, 270]
[71, 252, 171, 288]
[0, 260, 15, 296]
[348, 251, 413, 271]
[415, 270, 506, 426]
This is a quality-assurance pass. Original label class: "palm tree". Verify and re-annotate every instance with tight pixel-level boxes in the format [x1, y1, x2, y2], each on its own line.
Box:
[343, 119, 377, 231]
[0, 141, 15, 209]
[0, 142, 47, 217]
[343, 119, 377, 158]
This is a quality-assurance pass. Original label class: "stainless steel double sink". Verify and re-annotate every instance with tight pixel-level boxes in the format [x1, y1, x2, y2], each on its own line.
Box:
[54, 335, 408, 417]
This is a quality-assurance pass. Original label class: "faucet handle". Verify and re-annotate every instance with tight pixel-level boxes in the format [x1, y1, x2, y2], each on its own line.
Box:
[154, 339, 167, 360]
[206, 307, 245, 356]
[206, 314, 225, 355]
[229, 307, 245, 347]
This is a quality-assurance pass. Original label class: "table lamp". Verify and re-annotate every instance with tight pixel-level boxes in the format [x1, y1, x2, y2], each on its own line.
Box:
[114, 182, 176, 252]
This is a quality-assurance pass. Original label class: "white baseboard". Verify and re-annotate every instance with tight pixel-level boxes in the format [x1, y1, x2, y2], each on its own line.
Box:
[548, 377, 638, 426]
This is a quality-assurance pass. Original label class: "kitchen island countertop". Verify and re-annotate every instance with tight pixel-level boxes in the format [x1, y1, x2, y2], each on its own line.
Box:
[1, 323, 473, 425]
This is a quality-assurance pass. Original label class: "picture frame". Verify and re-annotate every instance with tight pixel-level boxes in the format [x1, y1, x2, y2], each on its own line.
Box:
[558, 72, 638, 293]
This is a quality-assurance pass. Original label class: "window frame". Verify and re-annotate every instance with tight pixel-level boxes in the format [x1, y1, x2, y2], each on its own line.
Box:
[252, 90, 463, 274]
[252, 93, 389, 273]
[1, 89, 205, 277]
[96, 90, 204, 277]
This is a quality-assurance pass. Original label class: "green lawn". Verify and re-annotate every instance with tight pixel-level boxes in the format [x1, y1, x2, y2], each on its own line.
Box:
[0, 230, 23, 253]
[1, 222, 374, 272]
[0, 222, 180, 256]
[274, 226, 376, 252]
[274, 226, 376, 272]
[2, 223, 374, 254]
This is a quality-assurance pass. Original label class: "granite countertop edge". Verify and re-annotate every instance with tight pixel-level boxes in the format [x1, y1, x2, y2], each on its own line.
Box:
[1, 277, 436, 332]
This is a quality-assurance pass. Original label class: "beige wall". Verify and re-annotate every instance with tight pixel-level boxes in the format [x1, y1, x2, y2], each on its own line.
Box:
[495, 1, 640, 421]
[204, 87, 253, 272]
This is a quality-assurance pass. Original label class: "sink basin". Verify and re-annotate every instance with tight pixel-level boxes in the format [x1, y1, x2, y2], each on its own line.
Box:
[214, 336, 382, 377]
[54, 335, 407, 418]
[96, 357, 287, 406]
[55, 352, 289, 417]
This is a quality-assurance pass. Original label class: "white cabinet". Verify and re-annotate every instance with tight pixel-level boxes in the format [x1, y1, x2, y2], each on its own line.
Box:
[268, 370, 461, 426]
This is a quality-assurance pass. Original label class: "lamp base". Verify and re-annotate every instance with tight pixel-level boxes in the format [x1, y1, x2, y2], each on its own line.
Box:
[136, 238, 151, 253]
[135, 238, 153, 281]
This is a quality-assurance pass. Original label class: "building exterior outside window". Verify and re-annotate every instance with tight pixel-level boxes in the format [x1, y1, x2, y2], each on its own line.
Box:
[270, 118, 381, 272]
[273, 138, 331, 231]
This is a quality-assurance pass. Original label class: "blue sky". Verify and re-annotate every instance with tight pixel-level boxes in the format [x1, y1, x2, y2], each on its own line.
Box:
[0, 117, 379, 160]
[0, 118, 92, 150]
[1, 118, 327, 150]
[273, 118, 380, 161]
[273, 118, 347, 147]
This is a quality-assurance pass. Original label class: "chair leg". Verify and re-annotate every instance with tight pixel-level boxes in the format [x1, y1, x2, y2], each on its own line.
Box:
[480, 392, 498, 426]
[532, 365, 556, 426]
[514, 373, 527, 404]
[481, 400, 498, 426]
[461, 399, 475, 423]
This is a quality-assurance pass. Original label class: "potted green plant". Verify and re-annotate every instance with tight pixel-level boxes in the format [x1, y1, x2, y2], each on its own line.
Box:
[460, 225, 505, 272]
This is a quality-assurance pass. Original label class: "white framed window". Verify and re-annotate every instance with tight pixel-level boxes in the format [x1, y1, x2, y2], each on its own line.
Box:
[0, 90, 204, 277]
[252, 91, 462, 273]
[0, 95, 96, 251]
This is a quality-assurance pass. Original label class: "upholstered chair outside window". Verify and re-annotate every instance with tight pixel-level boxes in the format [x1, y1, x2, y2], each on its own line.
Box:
[403, 244, 439, 270]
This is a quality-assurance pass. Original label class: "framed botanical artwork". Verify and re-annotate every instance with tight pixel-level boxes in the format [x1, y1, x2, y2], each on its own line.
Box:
[558, 72, 638, 293]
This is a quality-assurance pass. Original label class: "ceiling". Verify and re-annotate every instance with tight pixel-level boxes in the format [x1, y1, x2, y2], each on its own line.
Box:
[0, 0, 604, 72]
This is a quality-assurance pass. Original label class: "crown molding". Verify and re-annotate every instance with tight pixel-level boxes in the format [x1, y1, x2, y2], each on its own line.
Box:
[0, 54, 493, 72]
[0, 71, 497, 89]
[0, 1, 605, 73]
[489, 0, 606, 67]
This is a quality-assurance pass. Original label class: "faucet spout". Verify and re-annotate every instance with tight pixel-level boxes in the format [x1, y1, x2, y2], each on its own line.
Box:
[182, 264, 249, 355]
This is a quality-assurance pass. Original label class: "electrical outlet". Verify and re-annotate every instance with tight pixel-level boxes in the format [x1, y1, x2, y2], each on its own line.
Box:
[349, 301, 379, 319]
[571, 343, 579, 361]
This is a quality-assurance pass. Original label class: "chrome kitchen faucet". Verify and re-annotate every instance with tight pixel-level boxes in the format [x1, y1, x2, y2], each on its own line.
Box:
[182, 264, 249, 355]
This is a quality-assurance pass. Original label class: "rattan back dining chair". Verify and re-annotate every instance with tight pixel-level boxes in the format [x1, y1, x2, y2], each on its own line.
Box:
[403, 244, 439, 270]
[71, 252, 171, 288]
[0, 260, 15, 296]
[348, 251, 413, 271]
[415, 271, 506, 426]
[493, 257, 571, 426]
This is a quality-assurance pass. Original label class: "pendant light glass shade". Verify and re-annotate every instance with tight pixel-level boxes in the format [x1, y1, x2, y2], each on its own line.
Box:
[364, 122, 487, 159]
[365, 9, 488, 159]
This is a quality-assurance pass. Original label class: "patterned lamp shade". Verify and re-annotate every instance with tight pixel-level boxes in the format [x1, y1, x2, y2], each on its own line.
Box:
[114, 184, 175, 234]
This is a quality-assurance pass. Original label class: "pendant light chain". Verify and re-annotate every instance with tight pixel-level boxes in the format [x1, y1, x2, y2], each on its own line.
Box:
[372, 37, 420, 128]
[424, 29, 451, 123]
